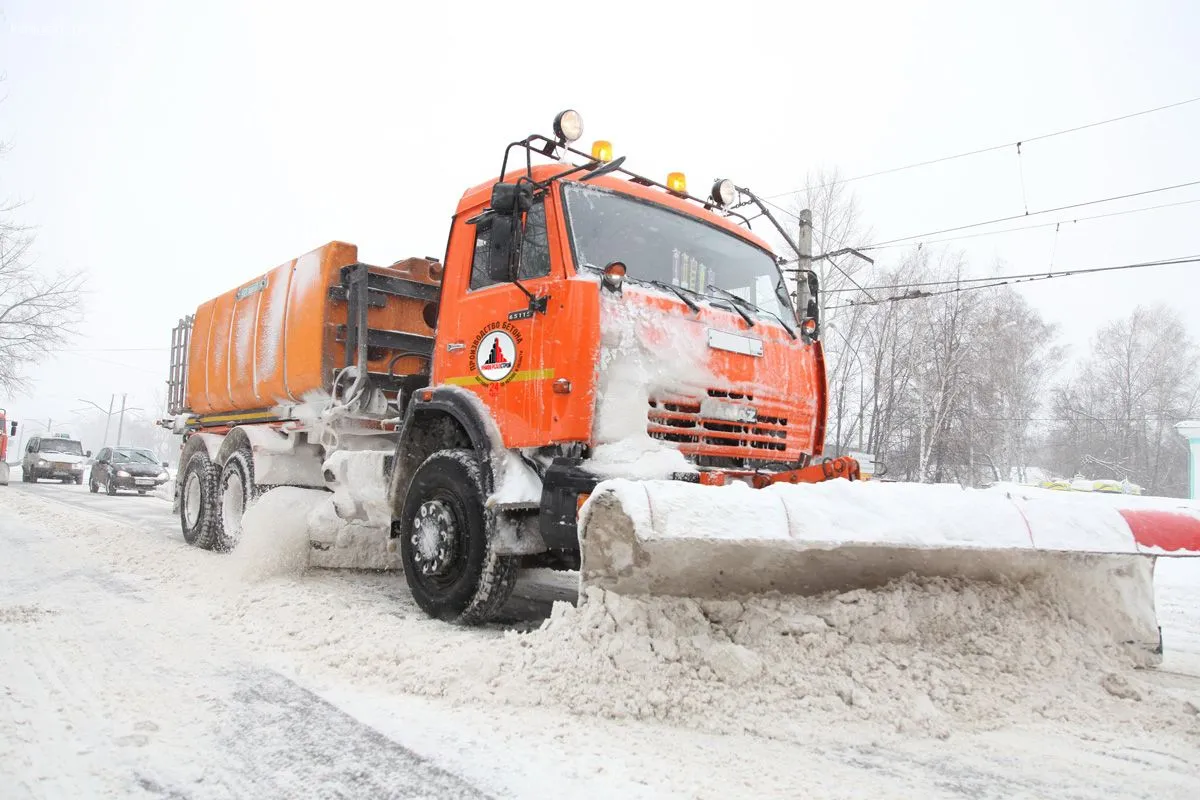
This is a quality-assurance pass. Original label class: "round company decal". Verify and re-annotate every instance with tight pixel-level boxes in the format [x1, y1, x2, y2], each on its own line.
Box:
[475, 330, 517, 382]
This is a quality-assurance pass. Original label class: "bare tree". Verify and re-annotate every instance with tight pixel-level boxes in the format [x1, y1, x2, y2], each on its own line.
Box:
[1048, 304, 1199, 495]
[0, 130, 85, 392]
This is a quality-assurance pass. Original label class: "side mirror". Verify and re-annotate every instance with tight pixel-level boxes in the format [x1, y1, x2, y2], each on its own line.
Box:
[9, 421, 15, 436]
[86, 450, 93, 458]
[489, 182, 533, 217]
[162, 462, 169, 469]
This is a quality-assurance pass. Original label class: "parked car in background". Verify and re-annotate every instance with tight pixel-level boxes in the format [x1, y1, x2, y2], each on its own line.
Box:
[21, 434, 89, 484]
[89, 446, 171, 495]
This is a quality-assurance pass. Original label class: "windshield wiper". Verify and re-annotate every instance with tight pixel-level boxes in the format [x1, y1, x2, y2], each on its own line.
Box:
[701, 285, 757, 329]
[648, 280, 701, 313]
[705, 285, 796, 338]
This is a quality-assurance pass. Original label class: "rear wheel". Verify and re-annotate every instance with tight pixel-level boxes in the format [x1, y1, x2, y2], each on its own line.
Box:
[89, 475, 99, 493]
[216, 441, 257, 552]
[179, 447, 221, 549]
[398, 450, 519, 624]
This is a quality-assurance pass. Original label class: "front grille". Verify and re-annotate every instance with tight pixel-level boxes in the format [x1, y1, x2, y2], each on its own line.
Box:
[647, 389, 792, 460]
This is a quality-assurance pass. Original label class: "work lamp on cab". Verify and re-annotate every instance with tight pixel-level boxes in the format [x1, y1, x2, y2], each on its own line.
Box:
[553, 109, 584, 143]
[711, 178, 736, 207]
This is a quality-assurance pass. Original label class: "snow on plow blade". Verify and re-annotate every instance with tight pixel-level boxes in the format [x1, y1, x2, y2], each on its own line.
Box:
[578, 479, 1200, 654]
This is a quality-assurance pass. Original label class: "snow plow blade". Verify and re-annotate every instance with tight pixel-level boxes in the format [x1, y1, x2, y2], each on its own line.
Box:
[578, 479, 1200, 655]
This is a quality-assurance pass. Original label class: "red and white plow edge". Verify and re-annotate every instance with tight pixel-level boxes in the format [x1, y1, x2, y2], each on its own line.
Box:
[578, 479, 1200, 657]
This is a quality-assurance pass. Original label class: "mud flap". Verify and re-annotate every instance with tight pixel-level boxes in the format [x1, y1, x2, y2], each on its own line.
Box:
[578, 479, 1200, 658]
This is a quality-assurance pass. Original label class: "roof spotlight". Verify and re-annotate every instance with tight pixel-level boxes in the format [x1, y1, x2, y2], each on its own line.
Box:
[711, 178, 737, 207]
[553, 109, 584, 143]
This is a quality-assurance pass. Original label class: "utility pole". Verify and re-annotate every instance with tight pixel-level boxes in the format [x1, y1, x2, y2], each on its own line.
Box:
[797, 208, 812, 276]
[115, 394, 127, 446]
[101, 394, 114, 449]
[793, 209, 813, 316]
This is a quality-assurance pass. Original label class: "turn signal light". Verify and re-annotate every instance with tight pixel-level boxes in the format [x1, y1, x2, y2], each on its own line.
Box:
[553, 378, 572, 394]
[801, 318, 818, 337]
[591, 140, 613, 163]
[667, 172, 687, 194]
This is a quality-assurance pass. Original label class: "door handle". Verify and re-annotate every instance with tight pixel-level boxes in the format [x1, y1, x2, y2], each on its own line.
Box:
[446, 342, 465, 352]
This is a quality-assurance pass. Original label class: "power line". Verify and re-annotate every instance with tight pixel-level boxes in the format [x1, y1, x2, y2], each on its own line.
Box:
[860, 197, 1200, 251]
[765, 95, 1200, 198]
[825, 254, 1200, 294]
[754, 195, 877, 300]
[860, 179, 1200, 250]
[824, 254, 1200, 309]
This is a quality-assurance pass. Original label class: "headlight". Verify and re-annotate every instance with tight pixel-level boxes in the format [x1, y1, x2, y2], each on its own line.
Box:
[72, 464, 83, 471]
[117, 470, 130, 478]
[37, 459, 47, 466]
[158, 472, 169, 480]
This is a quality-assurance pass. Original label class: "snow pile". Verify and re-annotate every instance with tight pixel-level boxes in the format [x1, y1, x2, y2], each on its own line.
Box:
[485, 577, 1192, 741]
[487, 450, 543, 508]
[228, 487, 320, 581]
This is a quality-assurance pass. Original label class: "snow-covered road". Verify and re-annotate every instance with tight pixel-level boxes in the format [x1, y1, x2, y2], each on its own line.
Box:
[3, 480, 1200, 799]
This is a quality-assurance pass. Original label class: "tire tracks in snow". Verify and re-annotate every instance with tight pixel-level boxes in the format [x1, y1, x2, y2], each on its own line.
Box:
[0, 503, 490, 800]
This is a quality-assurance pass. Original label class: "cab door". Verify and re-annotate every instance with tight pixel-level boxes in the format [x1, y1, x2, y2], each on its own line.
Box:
[433, 196, 562, 448]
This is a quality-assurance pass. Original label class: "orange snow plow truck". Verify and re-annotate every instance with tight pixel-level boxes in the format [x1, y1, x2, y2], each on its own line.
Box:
[161, 111, 1200, 644]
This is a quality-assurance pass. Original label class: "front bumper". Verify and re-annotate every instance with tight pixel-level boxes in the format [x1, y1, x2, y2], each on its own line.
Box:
[110, 475, 168, 490]
[30, 464, 85, 479]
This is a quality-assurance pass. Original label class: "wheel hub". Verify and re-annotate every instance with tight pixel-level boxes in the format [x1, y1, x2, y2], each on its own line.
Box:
[184, 472, 202, 528]
[411, 500, 458, 576]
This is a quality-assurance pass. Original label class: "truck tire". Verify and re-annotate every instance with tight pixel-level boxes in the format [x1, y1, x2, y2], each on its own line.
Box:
[216, 440, 257, 553]
[398, 449, 519, 624]
[179, 447, 221, 550]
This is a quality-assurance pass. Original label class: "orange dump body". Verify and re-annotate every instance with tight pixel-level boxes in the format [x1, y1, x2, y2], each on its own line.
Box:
[185, 242, 441, 416]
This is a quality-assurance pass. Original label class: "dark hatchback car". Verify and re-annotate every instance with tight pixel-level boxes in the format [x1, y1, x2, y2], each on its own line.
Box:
[89, 446, 171, 495]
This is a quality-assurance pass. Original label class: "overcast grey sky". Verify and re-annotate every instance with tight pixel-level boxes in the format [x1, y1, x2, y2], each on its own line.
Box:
[1, 0, 1198, 440]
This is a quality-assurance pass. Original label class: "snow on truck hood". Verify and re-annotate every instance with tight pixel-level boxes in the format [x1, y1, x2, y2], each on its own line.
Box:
[589, 285, 821, 477]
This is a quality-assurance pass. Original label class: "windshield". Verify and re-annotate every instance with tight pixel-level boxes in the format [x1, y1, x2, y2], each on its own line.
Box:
[40, 439, 83, 456]
[112, 448, 158, 464]
[562, 184, 793, 322]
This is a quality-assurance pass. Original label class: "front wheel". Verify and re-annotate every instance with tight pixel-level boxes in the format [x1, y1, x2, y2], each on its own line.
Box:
[398, 450, 519, 625]
[105, 476, 118, 496]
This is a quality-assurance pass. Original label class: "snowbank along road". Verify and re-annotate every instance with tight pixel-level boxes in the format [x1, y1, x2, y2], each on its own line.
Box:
[3, 475, 1200, 799]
